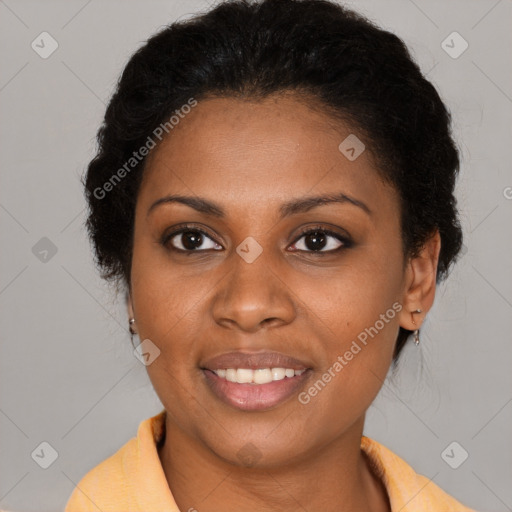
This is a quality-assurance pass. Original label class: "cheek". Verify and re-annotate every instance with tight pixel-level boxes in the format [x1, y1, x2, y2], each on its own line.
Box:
[293, 246, 403, 332]
[130, 259, 226, 400]
[291, 250, 403, 389]
[131, 276, 209, 377]
[130, 235, 213, 333]
[296, 277, 399, 425]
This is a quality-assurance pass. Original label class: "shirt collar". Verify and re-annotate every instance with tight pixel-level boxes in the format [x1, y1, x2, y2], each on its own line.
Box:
[130, 409, 459, 511]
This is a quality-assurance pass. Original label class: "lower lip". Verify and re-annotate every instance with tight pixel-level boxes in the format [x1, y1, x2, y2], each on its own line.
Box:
[202, 369, 312, 411]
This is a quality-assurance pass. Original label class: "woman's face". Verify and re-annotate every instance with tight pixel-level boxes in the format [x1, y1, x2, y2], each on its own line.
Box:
[129, 93, 432, 467]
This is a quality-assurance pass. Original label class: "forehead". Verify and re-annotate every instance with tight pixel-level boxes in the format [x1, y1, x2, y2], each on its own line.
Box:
[138, 94, 395, 214]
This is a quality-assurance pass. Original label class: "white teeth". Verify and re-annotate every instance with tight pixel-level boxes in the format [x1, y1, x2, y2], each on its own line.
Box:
[254, 368, 272, 384]
[271, 367, 285, 381]
[213, 367, 306, 384]
[236, 368, 253, 384]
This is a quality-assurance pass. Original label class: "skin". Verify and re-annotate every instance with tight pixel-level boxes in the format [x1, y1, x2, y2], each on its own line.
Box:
[127, 92, 441, 512]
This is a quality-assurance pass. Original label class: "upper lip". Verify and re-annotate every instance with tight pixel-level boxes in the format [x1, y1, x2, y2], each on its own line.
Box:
[201, 351, 311, 371]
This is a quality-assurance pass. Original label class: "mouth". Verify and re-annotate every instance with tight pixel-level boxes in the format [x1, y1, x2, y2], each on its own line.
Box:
[200, 351, 313, 411]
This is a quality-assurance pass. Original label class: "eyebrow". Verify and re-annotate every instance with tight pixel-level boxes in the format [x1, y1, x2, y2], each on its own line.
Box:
[147, 192, 371, 218]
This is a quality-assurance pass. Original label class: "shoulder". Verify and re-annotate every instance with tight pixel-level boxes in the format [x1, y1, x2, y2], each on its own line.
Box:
[64, 410, 167, 512]
[64, 436, 138, 511]
[361, 436, 479, 512]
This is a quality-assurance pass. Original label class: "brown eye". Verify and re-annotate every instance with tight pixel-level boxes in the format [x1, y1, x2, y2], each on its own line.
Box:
[290, 228, 351, 253]
[162, 228, 222, 252]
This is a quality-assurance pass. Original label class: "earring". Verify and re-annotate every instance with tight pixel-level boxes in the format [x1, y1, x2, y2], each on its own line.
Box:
[411, 309, 422, 346]
[129, 318, 136, 348]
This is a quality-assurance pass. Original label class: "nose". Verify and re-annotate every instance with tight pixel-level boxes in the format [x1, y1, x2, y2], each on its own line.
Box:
[212, 248, 296, 333]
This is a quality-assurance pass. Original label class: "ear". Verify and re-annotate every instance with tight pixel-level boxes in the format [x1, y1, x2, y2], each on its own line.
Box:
[398, 230, 441, 331]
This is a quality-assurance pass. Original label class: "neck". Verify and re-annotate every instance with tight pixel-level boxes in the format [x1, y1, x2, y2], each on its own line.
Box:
[157, 415, 390, 512]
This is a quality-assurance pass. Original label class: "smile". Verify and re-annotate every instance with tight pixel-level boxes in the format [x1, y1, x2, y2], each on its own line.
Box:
[202, 367, 311, 411]
[212, 367, 306, 384]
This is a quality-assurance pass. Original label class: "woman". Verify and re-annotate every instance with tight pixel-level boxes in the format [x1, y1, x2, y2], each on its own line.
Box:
[65, 0, 477, 510]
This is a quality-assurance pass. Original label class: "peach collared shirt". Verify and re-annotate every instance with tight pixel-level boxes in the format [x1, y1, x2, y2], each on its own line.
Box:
[65, 409, 477, 511]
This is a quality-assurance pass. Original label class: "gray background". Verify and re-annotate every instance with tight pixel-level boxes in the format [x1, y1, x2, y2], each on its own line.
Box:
[0, 0, 511, 511]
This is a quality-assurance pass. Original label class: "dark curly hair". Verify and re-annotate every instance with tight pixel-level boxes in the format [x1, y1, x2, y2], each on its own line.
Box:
[83, 0, 463, 361]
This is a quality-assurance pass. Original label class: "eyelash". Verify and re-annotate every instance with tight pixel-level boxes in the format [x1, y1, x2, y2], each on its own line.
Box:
[160, 223, 352, 256]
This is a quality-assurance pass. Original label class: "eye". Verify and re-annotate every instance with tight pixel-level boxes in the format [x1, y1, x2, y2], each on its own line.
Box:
[161, 225, 223, 252]
[160, 224, 352, 254]
[289, 226, 351, 253]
